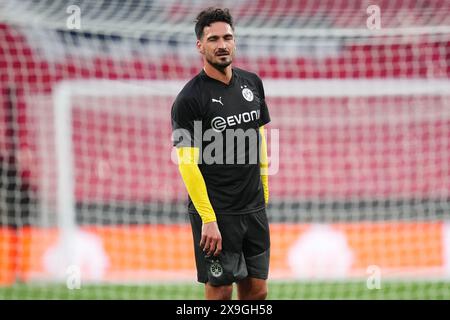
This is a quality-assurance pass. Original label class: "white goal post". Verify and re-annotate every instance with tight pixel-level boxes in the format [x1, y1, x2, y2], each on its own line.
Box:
[46, 78, 450, 282]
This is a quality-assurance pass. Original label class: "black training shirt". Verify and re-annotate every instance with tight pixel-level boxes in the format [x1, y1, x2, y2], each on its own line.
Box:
[171, 67, 271, 215]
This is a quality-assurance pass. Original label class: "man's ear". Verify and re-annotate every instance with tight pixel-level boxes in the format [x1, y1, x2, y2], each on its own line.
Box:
[196, 39, 204, 54]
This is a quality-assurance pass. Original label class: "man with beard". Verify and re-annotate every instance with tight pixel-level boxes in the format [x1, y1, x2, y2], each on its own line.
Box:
[171, 7, 271, 300]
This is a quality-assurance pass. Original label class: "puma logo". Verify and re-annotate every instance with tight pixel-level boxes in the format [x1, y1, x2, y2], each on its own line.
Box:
[211, 97, 223, 106]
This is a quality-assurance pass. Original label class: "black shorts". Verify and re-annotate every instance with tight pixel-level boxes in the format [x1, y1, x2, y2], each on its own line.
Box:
[189, 209, 270, 286]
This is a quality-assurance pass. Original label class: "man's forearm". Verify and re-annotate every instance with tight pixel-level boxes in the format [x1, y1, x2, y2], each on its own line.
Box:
[259, 126, 269, 204]
[176, 147, 217, 223]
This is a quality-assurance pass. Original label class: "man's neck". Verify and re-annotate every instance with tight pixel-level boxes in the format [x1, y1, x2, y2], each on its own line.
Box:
[203, 62, 232, 85]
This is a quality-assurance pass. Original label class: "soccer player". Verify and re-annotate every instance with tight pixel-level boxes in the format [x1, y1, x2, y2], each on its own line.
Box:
[171, 7, 271, 300]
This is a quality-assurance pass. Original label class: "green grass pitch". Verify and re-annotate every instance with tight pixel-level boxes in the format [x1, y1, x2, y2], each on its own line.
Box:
[1, 281, 449, 299]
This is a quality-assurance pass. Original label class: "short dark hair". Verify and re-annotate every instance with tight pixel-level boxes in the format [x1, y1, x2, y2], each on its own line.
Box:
[195, 8, 234, 40]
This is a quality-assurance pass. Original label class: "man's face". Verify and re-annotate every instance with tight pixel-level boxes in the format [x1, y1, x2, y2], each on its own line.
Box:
[197, 22, 235, 71]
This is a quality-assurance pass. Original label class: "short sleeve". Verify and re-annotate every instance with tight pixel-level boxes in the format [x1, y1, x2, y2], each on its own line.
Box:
[171, 95, 201, 147]
[256, 76, 271, 127]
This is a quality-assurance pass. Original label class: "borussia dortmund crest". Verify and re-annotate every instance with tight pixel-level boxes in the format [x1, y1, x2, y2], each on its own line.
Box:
[210, 260, 223, 277]
[242, 87, 254, 102]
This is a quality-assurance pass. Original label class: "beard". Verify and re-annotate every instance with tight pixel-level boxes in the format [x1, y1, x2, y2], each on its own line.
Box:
[206, 53, 233, 73]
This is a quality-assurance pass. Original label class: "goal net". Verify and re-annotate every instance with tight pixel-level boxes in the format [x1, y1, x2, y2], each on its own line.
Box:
[0, 0, 449, 299]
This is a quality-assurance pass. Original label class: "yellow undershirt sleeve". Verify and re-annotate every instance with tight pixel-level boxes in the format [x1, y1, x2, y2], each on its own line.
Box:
[176, 147, 216, 223]
[259, 126, 269, 204]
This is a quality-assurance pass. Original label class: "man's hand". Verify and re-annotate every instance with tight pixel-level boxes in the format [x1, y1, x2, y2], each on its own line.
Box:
[200, 221, 222, 257]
